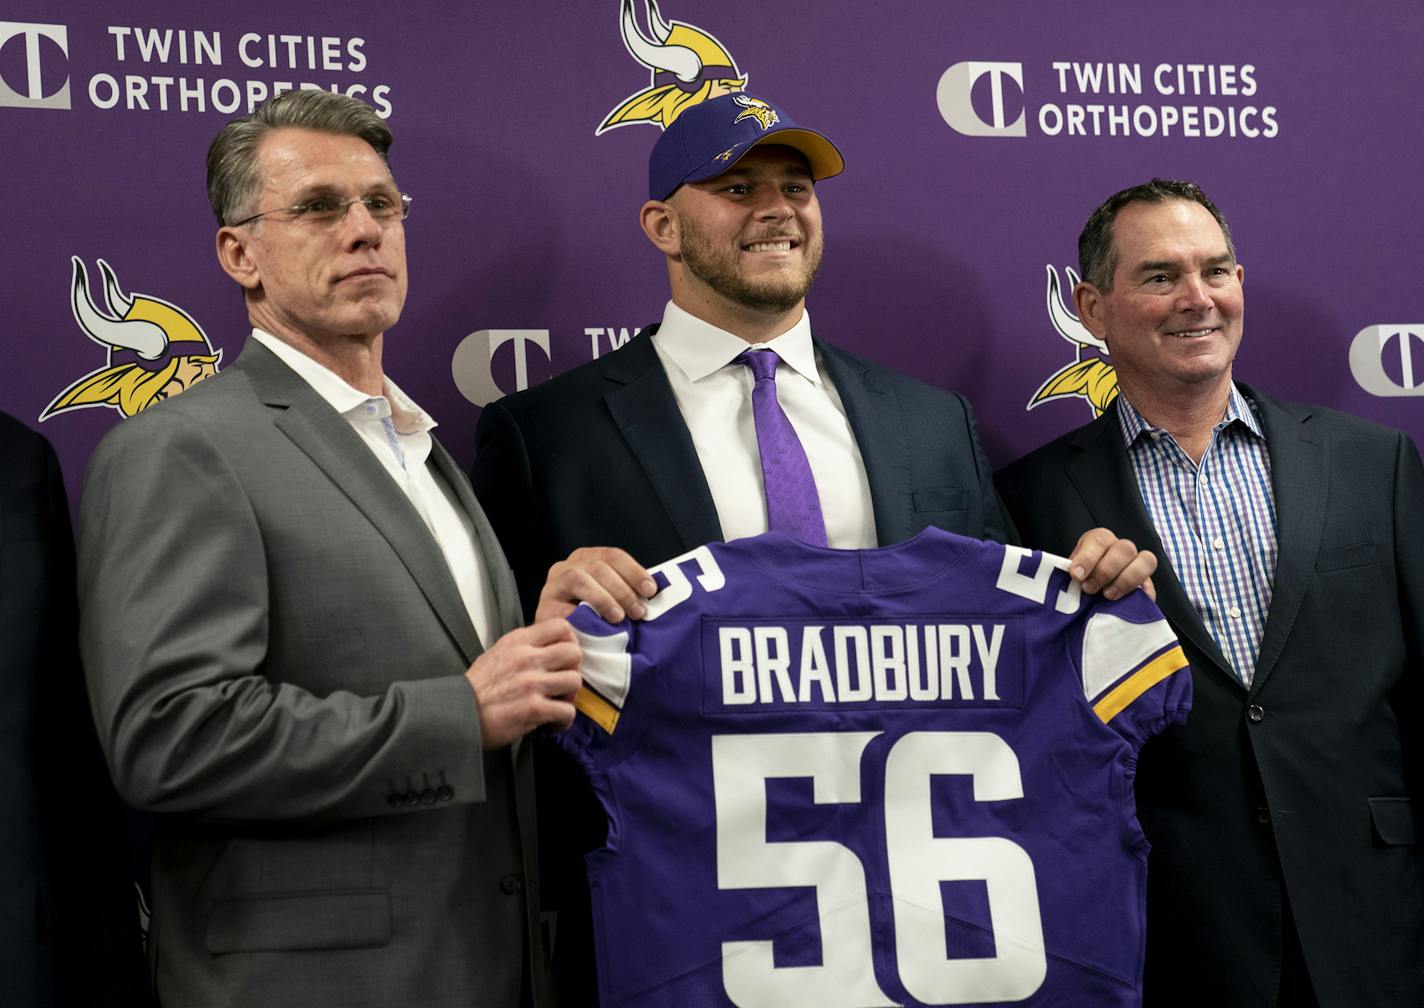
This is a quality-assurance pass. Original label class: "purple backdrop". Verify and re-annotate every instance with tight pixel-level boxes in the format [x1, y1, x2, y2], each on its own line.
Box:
[4, 0, 1421, 512]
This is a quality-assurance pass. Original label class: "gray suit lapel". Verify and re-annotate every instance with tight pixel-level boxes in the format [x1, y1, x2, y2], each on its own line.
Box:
[1244, 388, 1326, 693]
[1064, 411, 1238, 684]
[235, 341, 483, 664]
[817, 341, 914, 545]
[602, 330, 723, 551]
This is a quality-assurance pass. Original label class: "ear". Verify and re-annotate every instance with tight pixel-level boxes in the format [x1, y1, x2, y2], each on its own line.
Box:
[639, 199, 681, 257]
[215, 226, 262, 292]
[1073, 281, 1110, 344]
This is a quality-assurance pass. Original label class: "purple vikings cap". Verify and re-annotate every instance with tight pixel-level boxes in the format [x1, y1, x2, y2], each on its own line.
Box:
[648, 93, 845, 200]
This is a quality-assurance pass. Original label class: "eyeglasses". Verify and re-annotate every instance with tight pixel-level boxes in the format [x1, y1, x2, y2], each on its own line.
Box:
[229, 192, 412, 228]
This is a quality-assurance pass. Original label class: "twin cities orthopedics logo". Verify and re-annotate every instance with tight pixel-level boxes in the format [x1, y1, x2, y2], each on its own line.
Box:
[452, 326, 643, 406]
[0, 22, 70, 109]
[1350, 325, 1424, 398]
[41, 257, 221, 423]
[938, 59, 1278, 140]
[0, 20, 394, 117]
[596, 0, 747, 133]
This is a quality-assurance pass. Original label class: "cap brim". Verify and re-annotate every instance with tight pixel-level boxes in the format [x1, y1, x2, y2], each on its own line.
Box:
[681, 126, 845, 187]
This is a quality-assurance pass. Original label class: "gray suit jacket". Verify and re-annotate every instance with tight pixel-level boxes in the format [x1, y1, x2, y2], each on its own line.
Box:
[79, 339, 550, 1008]
[997, 385, 1424, 1007]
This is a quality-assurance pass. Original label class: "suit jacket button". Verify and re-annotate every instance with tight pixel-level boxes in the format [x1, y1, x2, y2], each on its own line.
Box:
[404, 790, 420, 805]
[1246, 704, 1265, 723]
[388, 793, 405, 808]
[437, 785, 455, 802]
[499, 873, 523, 895]
[1256, 807, 1271, 824]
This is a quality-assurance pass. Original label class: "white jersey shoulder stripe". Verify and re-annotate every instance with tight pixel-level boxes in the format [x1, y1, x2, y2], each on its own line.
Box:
[1081, 611, 1180, 702]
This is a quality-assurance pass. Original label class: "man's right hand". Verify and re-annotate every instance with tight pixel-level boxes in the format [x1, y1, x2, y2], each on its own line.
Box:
[466, 619, 583, 750]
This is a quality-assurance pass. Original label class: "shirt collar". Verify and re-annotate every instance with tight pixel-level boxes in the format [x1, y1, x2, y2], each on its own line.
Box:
[652, 300, 820, 384]
[250, 328, 437, 435]
[1115, 381, 1263, 447]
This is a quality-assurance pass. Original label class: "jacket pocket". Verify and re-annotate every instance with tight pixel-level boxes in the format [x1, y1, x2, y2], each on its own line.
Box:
[1316, 541, 1378, 572]
[206, 889, 391, 954]
[913, 486, 969, 513]
[1369, 796, 1417, 845]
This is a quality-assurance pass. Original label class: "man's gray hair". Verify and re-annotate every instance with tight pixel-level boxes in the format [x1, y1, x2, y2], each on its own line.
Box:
[206, 89, 393, 226]
[1078, 179, 1235, 291]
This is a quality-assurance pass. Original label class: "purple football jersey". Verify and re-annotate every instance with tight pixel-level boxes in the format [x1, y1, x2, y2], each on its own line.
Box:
[557, 528, 1190, 1007]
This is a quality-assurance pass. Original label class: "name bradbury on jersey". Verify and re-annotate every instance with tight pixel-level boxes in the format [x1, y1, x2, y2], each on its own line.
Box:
[705, 617, 1025, 712]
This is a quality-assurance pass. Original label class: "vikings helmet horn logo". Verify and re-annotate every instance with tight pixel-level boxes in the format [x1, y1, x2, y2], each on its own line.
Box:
[1028, 264, 1120, 418]
[597, 0, 748, 133]
[41, 257, 221, 421]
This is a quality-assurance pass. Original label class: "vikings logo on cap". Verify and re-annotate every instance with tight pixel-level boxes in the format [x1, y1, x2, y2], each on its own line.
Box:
[597, 0, 748, 133]
[41, 257, 221, 422]
[731, 94, 778, 130]
[1027, 264, 1120, 418]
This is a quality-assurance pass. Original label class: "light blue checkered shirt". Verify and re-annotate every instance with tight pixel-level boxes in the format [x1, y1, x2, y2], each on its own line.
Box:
[1116, 385, 1278, 685]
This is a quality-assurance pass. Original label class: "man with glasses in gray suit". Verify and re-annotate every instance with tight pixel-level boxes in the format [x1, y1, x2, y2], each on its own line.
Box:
[79, 90, 604, 1008]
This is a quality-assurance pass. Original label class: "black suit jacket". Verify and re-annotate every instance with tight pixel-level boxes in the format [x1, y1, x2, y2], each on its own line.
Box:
[996, 385, 1424, 1007]
[0, 412, 146, 1007]
[471, 326, 1011, 1004]
[472, 327, 1010, 615]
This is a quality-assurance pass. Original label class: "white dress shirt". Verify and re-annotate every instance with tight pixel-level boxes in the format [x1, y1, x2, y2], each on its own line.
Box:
[251, 329, 498, 648]
[650, 302, 877, 548]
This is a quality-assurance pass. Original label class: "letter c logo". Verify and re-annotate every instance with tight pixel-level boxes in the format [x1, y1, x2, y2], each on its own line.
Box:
[1349, 325, 1424, 397]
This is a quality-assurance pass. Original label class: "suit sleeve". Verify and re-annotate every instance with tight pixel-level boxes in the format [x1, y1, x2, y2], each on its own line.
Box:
[995, 452, 1084, 557]
[472, 399, 552, 622]
[958, 393, 1014, 544]
[1, 422, 147, 1006]
[78, 411, 485, 822]
[1394, 432, 1424, 791]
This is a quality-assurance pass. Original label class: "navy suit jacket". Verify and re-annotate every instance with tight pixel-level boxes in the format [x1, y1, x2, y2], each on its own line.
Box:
[0, 412, 146, 1007]
[471, 325, 1011, 1004]
[996, 385, 1424, 1007]
[472, 326, 1011, 616]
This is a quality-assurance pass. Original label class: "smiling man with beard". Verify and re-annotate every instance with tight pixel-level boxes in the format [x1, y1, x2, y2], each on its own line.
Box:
[470, 92, 1159, 1005]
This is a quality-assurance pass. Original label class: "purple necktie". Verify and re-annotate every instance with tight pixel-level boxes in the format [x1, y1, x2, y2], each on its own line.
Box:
[734, 349, 828, 547]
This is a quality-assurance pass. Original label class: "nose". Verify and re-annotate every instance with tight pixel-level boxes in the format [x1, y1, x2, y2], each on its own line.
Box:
[341, 200, 385, 248]
[751, 188, 795, 222]
[1176, 273, 1212, 312]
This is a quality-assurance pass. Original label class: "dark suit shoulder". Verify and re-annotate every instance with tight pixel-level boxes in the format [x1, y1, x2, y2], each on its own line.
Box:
[482, 327, 661, 422]
[997, 411, 1113, 485]
[0, 410, 55, 479]
[97, 361, 254, 435]
[1241, 383, 1416, 449]
[817, 339, 971, 405]
[0, 412, 65, 546]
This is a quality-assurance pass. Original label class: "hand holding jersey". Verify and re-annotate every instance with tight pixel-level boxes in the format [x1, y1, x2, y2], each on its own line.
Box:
[465, 619, 584, 749]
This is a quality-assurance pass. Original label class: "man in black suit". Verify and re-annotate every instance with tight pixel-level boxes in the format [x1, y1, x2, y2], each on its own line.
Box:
[997, 178, 1424, 1007]
[0, 411, 145, 1007]
[472, 92, 1156, 1004]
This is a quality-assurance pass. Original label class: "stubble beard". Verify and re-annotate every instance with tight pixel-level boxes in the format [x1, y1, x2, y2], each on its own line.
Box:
[679, 217, 824, 315]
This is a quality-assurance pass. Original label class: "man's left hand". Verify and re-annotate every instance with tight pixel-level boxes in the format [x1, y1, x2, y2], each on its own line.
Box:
[1066, 528, 1157, 601]
[536, 546, 657, 624]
